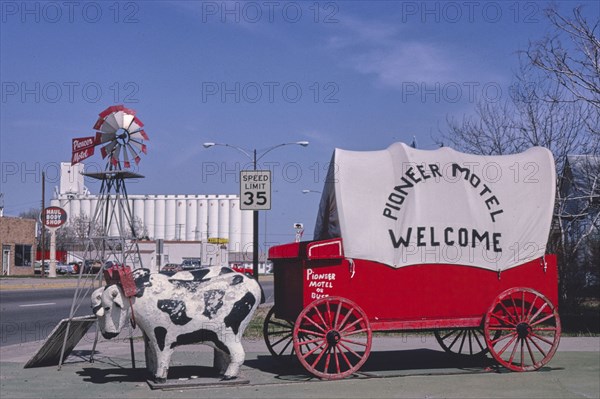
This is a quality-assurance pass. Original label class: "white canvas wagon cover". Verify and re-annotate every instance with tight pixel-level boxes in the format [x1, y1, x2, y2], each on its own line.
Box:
[313, 143, 556, 271]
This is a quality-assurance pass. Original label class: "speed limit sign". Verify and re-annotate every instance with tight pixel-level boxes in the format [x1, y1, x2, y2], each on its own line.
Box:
[240, 170, 271, 210]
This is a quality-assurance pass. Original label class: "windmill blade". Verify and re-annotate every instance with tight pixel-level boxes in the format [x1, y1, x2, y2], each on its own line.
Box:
[112, 145, 122, 166]
[129, 139, 147, 154]
[101, 141, 117, 159]
[93, 117, 118, 133]
[99, 105, 125, 119]
[96, 131, 116, 144]
[126, 143, 142, 164]
[103, 112, 120, 131]
[113, 111, 135, 129]
[122, 145, 131, 168]
[130, 130, 149, 141]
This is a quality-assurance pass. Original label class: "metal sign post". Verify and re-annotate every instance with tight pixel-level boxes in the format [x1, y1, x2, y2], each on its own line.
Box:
[42, 206, 67, 278]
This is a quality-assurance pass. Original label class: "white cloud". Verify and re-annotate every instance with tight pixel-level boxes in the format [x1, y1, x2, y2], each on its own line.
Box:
[327, 16, 498, 88]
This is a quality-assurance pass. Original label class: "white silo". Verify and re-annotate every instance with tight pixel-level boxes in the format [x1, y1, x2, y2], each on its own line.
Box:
[165, 196, 177, 240]
[218, 198, 230, 241]
[197, 197, 208, 241]
[208, 197, 219, 239]
[133, 198, 144, 222]
[81, 198, 91, 220]
[241, 208, 253, 256]
[229, 198, 242, 252]
[154, 196, 166, 239]
[144, 197, 155, 239]
[186, 197, 197, 241]
[175, 197, 187, 240]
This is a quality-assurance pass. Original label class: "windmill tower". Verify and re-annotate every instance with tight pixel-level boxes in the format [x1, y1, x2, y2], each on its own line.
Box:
[57, 105, 150, 368]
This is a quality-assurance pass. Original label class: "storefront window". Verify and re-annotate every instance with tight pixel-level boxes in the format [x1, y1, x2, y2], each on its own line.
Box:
[14, 244, 32, 266]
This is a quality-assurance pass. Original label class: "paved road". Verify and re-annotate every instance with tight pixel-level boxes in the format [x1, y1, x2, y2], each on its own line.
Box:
[0, 278, 274, 347]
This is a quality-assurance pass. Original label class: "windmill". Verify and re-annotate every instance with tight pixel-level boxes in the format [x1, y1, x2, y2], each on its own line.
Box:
[26, 105, 150, 369]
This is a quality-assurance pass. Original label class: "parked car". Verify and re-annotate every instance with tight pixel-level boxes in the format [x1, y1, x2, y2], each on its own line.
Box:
[56, 262, 77, 274]
[34, 261, 49, 275]
[231, 263, 254, 276]
[181, 259, 202, 270]
[82, 260, 103, 274]
[160, 263, 184, 276]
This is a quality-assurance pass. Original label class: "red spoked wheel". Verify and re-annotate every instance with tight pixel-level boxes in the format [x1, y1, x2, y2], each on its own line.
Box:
[434, 328, 489, 357]
[263, 306, 296, 362]
[484, 287, 561, 371]
[293, 297, 372, 380]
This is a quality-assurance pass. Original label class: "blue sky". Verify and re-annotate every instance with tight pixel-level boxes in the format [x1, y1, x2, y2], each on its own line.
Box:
[1, 1, 598, 246]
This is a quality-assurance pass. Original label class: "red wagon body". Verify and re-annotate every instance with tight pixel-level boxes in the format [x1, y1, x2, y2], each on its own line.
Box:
[266, 238, 561, 379]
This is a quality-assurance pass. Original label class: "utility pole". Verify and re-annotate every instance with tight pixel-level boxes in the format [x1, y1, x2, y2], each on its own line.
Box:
[40, 172, 45, 278]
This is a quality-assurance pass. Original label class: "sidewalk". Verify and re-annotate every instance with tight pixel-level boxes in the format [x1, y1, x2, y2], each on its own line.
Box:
[1, 332, 598, 398]
[0, 277, 91, 291]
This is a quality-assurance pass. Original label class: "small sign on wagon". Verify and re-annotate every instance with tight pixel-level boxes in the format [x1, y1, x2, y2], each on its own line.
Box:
[240, 170, 271, 210]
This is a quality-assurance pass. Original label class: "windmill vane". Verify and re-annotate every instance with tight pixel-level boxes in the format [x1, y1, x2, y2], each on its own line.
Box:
[71, 104, 149, 168]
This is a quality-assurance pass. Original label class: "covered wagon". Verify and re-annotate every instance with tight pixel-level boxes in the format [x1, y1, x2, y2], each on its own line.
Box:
[265, 142, 560, 379]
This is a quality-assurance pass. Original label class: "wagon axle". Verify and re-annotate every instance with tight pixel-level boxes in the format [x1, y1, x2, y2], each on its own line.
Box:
[326, 330, 341, 346]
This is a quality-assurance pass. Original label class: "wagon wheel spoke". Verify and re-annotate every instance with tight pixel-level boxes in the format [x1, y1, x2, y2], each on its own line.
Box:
[530, 313, 556, 327]
[525, 336, 537, 365]
[525, 295, 539, 322]
[268, 320, 294, 329]
[491, 331, 517, 346]
[342, 327, 369, 337]
[528, 303, 549, 325]
[472, 329, 486, 352]
[301, 314, 327, 334]
[498, 302, 518, 325]
[309, 342, 330, 369]
[323, 343, 332, 373]
[337, 343, 354, 369]
[440, 329, 459, 341]
[297, 336, 326, 346]
[497, 334, 519, 357]
[340, 337, 369, 347]
[300, 340, 327, 360]
[527, 336, 548, 358]
[337, 306, 355, 332]
[340, 317, 364, 334]
[448, 330, 464, 351]
[313, 306, 331, 330]
[529, 332, 555, 346]
[270, 332, 294, 349]
[458, 330, 468, 354]
[490, 312, 517, 327]
[338, 341, 363, 360]
[510, 296, 521, 322]
[507, 337, 520, 365]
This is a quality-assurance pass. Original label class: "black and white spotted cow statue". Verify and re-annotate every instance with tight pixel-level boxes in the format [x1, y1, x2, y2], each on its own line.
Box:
[91, 266, 263, 382]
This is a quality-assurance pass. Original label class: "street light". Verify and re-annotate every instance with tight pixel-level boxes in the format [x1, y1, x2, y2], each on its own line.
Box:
[302, 189, 322, 194]
[203, 141, 309, 281]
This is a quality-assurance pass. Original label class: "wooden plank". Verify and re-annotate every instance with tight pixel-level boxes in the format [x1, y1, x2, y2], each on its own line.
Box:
[24, 315, 96, 368]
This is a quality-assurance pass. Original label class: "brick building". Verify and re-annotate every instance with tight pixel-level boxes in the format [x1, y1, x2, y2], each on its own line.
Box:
[0, 216, 36, 276]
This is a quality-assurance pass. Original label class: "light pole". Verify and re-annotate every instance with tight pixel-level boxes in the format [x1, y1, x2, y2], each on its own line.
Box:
[203, 141, 309, 281]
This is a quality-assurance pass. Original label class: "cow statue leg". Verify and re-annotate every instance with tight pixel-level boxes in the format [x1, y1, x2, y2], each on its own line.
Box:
[143, 333, 158, 377]
[221, 340, 245, 380]
[213, 348, 230, 376]
[153, 346, 175, 383]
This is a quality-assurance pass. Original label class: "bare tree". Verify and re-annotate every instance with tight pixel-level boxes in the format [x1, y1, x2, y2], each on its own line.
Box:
[526, 6, 600, 109]
[440, 5, 600, 312]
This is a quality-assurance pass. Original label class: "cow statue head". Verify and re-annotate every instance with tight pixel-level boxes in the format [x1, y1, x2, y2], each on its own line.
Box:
[92, 285, 131, 339]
